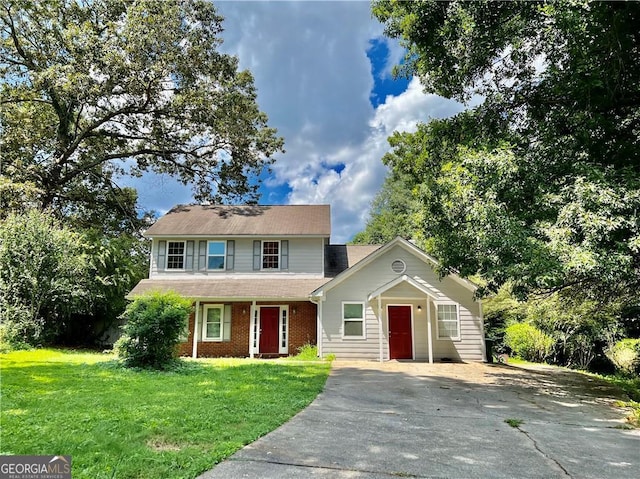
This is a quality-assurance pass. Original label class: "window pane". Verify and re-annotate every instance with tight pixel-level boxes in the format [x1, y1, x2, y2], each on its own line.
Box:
[206, 322, 221, 338]
[262, 256, 279, 269]
[343, 303, 363, 319]
[207, 308, 221, 322]
[438, 321, 458, 338]
[344, 320, 363, 336]
[263, 242, 279, 255]
[208, 256, 224, 270]
[168, 242, 184, 255]
[208, 242, 225, 255]
[167, 256, 183, 269]
[437, 304, 457, 321]
[206, 308, 222, 339]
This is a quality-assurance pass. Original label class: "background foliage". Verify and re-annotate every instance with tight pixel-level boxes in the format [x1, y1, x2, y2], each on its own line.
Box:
[357, 0, 640, 375]
[0, 0, 283, 349]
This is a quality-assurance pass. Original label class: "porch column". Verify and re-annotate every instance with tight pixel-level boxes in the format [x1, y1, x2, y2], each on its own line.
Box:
[316, 300, 323, 358]
[249, 300, 257, 358]
[378, 295, 383, 362]
[427, 297, 433, 364]
[192, 300, 200, 358]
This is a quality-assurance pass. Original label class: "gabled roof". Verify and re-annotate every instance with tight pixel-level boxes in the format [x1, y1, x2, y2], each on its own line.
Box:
[144, 204, 331, 237]
[311, 236, 478, 298]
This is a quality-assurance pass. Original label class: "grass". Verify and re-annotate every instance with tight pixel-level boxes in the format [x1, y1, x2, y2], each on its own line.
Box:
[587, 373, 640, 428]
[504, 418, 524, 428]
[0, 348, 330, 479]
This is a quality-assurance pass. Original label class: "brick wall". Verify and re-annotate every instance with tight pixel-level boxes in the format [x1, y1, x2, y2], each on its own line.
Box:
[178, 301, 317, 358]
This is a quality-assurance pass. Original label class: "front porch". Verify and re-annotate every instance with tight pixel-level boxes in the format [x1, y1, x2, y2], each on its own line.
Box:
[179, 300, 317, 358]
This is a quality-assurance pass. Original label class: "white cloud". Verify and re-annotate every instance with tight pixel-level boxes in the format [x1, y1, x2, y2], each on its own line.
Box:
[125, 2, 467, 242]
[287, 77, 464, 242]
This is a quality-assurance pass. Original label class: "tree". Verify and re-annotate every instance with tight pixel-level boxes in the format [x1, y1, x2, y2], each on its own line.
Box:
[0, 209, 92, 346]
[351, 171, 422, 245]
[1, 0, 284, 213]
[372, 1, 640, 301]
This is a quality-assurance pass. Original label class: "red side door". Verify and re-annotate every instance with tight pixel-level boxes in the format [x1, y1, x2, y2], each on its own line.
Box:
[388, 306, 413, 359]
[259, 307, 280, 354]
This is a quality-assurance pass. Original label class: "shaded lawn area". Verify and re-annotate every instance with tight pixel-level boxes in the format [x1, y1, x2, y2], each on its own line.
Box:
[0, 349, 330, 479]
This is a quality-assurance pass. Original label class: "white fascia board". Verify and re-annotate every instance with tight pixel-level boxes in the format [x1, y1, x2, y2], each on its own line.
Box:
[367, 275, 439, 302]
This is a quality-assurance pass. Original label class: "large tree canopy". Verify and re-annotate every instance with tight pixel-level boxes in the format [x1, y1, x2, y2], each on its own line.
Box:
[372, 0, 640, 301]
[1, 0, 284, 212]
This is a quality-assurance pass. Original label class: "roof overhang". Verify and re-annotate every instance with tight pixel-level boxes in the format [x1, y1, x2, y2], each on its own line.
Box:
[128, 278, 329, 301]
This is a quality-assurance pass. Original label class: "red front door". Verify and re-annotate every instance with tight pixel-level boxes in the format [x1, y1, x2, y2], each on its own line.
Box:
[259, 307, 280, 354]
[389, 306, 413, 359]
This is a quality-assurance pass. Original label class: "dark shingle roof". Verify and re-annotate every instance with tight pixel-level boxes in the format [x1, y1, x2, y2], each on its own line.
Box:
[325, 244, 382, 277]
[144, 204, 331, 237]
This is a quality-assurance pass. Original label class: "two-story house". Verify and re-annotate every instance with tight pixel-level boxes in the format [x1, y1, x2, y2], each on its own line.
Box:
[129, 204, 486, 362]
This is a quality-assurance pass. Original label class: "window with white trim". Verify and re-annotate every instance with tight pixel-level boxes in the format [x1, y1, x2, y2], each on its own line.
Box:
[262, 241, 279, 269]
[436, 303, 460, 340]
[202, 305, 231, 341]
[207, 241, 226, 270]
[342, 302, 365, 338]
[167, 241, 185, 269]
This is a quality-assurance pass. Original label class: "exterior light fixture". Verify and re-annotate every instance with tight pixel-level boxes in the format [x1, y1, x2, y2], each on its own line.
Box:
[417, 305, 422, 312]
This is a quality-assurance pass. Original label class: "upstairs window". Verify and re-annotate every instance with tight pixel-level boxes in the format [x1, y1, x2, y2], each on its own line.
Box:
[167, 241, 185, 269]
[262, 241, 279, 269]
[207, 241, 226, 270]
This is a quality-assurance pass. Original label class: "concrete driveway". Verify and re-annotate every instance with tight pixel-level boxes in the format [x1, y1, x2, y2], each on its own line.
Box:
[199, 361, 639, 478]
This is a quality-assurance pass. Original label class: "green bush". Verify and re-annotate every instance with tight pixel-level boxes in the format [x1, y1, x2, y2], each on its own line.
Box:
[289, 343, 319, 361]
[0, 209, 92, 347]
[504, 322, 554, 362]
[115, 291, 192, 369]
[606, 339, 640, 376]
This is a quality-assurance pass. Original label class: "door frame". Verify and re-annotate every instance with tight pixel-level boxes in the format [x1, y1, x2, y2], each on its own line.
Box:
[386, 304, 415, 360]
[256, 305, 289, 355]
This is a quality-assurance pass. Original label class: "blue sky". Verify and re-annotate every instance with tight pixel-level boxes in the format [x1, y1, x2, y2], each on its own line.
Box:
[128, 1, 465, 243]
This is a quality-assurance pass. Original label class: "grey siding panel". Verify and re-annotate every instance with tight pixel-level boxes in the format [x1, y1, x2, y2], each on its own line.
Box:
[150, 237, 325, 276]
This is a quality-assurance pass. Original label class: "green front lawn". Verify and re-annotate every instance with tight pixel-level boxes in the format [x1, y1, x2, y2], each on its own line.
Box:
[0, 349, 330, 478]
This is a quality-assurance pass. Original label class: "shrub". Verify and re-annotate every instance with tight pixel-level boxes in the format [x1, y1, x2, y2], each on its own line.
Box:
[504, 322, 553, 362]
[606, 339, 640, 376]
[288, 343, 319, 361]
[0, 209, 92, 347]
[115, 291, 192, 369]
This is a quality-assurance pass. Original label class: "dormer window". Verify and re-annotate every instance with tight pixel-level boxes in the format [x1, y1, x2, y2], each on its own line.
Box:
[167, 241, 185, 269]
[262, 241, 280, 269]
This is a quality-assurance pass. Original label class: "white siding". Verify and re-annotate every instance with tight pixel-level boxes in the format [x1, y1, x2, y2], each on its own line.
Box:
[149, 237, 325, 278]
[320, 244, 484, 361]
